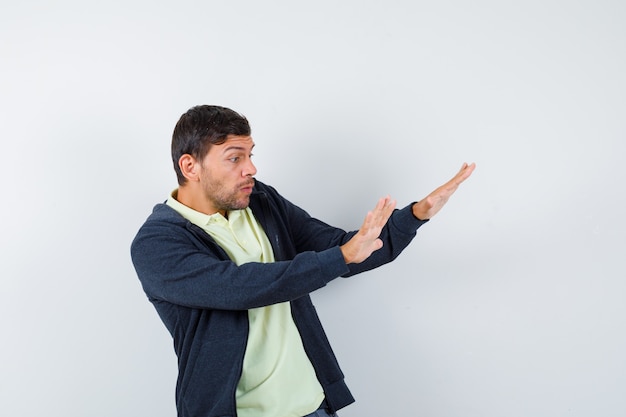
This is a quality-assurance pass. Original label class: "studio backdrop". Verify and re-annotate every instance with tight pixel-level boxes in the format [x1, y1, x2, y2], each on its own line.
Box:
[1, 1, 625, 416]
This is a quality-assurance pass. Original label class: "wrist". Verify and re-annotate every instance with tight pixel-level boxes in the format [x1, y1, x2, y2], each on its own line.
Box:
[340, 244, 353, 264]
[412, 202, 427, 221]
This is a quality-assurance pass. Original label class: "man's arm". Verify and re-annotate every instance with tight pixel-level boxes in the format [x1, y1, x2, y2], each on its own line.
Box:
[131, 221, 349, 311]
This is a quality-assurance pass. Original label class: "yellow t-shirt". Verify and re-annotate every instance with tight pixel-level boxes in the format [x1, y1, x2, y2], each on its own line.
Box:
[166, 193, 324, 417]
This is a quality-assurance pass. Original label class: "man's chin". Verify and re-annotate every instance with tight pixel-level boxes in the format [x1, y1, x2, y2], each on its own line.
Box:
[230, 197, 251, 211]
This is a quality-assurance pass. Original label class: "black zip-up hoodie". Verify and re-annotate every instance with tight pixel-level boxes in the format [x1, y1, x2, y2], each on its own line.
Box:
[130, 180, 427, 417]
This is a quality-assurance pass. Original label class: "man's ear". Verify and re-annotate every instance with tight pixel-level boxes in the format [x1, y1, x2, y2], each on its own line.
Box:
[178, 154, 201, 182]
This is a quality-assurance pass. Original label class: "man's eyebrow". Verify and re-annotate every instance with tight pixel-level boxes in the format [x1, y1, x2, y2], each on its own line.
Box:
[222, 143, 255, 153]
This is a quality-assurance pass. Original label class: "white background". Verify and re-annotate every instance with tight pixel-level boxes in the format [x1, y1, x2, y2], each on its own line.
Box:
[1, 1, 625, 416]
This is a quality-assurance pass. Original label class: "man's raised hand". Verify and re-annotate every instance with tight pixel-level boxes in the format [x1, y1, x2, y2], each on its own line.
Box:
[340, 196, 397, 264]
[412, 162, 476, 220]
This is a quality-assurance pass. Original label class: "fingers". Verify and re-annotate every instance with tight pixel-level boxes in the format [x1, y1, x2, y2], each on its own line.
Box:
[359, 196, 396, 237]
[370, 196, 396, 228]
[446, 162, 476, 188]
[456, 162, 476, 182]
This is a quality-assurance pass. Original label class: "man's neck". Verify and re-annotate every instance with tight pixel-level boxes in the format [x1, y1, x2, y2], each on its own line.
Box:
[175, 185, 223, 216]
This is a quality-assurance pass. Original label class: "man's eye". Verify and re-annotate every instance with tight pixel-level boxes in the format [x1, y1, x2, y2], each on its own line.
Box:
[229, 157, 240, 163]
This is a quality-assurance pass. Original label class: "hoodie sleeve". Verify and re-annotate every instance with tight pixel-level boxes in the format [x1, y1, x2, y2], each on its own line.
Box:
[130, 216, 349, 311]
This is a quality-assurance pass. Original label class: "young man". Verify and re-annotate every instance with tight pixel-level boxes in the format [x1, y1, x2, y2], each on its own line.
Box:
[131, 105, 475, 417]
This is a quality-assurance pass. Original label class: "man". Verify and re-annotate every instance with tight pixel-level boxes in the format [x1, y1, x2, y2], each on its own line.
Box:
[131, 105, 475, 417]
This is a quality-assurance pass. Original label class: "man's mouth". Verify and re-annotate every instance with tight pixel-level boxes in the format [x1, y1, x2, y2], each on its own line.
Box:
[240, 181, 255, 192]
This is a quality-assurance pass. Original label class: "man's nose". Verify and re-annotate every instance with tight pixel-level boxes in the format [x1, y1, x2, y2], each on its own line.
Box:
[243, 158, 257, 177]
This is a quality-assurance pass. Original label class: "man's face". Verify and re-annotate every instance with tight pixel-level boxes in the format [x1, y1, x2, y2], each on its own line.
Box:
[198, 135, 257, 215]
